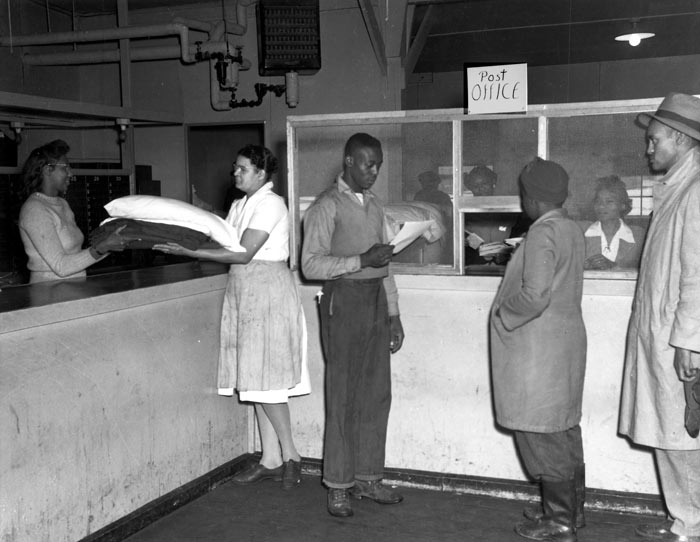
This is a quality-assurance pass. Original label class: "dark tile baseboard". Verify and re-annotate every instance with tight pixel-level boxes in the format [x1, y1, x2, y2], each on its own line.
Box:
[80, 455, 664, 542]
[302, 457, 665, 517]
[79, 454, 258, 542]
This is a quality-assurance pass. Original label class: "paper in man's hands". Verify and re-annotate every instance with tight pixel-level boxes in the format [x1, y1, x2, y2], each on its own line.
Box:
[389, 220, 435, 254]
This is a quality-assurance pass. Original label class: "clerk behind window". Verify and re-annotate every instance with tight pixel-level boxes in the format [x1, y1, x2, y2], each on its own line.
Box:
[18, 139, 127, 283]
[581, 175, 644, 270]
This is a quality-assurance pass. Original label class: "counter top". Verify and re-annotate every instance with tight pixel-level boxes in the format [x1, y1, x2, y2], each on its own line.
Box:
[0, 261, 229, 335]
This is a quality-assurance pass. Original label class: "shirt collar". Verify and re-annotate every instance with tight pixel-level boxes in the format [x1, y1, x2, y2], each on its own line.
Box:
[661, 146, 700, 186]
[242, 181, 274, 204]
[336, 172, 375, 200]
[585, 219, 636, 243]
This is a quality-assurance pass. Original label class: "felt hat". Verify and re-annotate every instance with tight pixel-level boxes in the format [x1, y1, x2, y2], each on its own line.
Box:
[519, 157, 569, 204]
[637, 92, 700, 142]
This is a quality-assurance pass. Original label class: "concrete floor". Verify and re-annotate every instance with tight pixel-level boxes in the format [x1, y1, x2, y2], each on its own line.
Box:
[123, 474, 660, 542]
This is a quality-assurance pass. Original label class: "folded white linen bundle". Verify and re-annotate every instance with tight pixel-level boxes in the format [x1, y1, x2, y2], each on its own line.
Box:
[103, 195, 244, 251]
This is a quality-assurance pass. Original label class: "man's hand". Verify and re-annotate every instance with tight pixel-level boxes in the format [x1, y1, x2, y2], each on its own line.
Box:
[466, 232, 484, 250]
[674, 347, 700, 382]
[389, 315, 404, 354]
[360, 243, 393, 268]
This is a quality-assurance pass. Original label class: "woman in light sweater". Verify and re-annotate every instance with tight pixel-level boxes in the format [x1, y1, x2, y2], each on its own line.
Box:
[19, 139, 126, 283]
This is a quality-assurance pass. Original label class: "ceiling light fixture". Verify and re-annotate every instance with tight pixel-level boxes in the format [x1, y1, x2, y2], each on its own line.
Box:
[615, 19, 655, 47]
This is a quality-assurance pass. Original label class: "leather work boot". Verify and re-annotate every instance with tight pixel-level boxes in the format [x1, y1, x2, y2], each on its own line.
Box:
[327, 488, 353, 517]
[523, 465, 586, 529]
[516, 478, 577, 541]
[349, 479, 404, 504]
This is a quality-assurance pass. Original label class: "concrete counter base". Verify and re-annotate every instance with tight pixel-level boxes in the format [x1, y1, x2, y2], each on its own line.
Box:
[1, 263, 249, 542]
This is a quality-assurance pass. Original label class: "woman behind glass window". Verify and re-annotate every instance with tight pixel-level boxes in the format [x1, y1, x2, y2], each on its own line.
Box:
[583, 175, 645, 270]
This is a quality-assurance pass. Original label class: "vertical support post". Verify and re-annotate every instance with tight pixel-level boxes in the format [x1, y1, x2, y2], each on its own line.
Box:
[117, 0, 136, 195]
[453, 119, 464, 273]
[538, 115, 549, 159]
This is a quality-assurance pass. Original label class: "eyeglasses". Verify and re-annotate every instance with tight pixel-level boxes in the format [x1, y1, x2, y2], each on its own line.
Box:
[50, 163, 72, 171]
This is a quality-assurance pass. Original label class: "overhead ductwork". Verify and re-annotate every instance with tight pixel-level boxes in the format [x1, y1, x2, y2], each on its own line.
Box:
[0, 23, 196, 63]
[0, 0, 306, 111]
[1, 1, 256, 67]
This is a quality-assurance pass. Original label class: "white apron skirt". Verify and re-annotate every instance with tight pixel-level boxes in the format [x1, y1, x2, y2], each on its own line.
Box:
[217, 260, 309, 403]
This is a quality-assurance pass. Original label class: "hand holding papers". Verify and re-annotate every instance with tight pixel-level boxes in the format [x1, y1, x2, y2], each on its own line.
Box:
[389, 220, 435, 254]
[478, 241, 513, 258]
[466, 230, 485, 250]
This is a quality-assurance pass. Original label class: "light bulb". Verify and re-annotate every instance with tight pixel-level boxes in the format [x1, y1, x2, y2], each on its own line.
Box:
[629, 34, 641, 47]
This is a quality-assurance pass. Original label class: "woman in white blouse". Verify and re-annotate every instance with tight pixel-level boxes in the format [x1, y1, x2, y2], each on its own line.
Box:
[153, 145, 309, 490]
[582, 175, 645, 270]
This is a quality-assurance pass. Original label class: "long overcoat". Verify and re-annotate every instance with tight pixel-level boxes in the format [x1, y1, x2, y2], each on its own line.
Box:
[619, 147, 700, 450]
[490, 209, 587, 432]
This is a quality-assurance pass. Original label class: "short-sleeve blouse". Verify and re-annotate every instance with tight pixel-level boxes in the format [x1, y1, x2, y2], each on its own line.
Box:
[226, 182, 289, 262]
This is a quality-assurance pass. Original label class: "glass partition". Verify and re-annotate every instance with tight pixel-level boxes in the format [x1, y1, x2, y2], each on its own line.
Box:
[461, 117, 538, 271]
[288, 98, 661, 277]
[291, 118, 457, 274]
[549, 112, 653, 272]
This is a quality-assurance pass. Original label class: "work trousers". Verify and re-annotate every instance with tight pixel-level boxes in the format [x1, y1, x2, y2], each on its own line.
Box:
[514, 424, 584, 482]
[319, 278, 391, 488]
[656, 448, 700, 537]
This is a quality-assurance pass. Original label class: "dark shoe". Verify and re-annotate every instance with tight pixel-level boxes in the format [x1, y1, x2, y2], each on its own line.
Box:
[231, 462, 283, 485]
[349, 479, 403, 504]
[636, 521, 700, 541]
[515, 518, 577, 541]
[282, 459, 302, 490]
[327, 488, 353, 517]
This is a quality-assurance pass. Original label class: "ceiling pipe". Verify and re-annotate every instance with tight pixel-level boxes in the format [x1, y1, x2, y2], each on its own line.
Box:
[209, 21, 234, 111]
[171, 17, 214, 34]
[0, 23, 196, 63]
[221, 0, 257, 35]
[0, 0, 259, 111]
[22, 42, 253, 65]
[207, 1, 262, 111]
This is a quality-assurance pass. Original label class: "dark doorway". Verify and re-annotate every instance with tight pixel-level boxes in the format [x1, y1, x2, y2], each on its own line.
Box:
[187, 123, 264, 216]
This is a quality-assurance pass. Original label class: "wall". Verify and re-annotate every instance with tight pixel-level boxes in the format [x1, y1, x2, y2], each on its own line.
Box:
[187, 123, 264, 212]
[133, 125, 188, 200]
[405, 55, 700, 110]
[0, 273, 249, 542]
[290, 275, 658, 497]
[124, 0, 397, 199]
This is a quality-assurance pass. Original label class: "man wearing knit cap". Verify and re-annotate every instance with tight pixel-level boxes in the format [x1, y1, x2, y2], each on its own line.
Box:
[619, 92, 700, 542]
[490, 157, 587, 542]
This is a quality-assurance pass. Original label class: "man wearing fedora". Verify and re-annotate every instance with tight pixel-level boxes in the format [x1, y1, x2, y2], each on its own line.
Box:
[620, 92, 700, 542]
